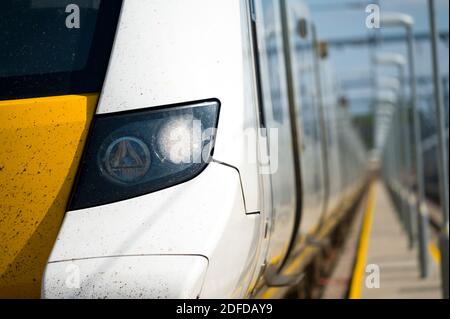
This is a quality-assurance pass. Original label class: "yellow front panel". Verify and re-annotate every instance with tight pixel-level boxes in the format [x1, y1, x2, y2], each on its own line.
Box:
[0, 95, 97, 298]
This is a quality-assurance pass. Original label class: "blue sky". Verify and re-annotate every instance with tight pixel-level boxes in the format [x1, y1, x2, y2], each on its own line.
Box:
[304, 0, 449, 115]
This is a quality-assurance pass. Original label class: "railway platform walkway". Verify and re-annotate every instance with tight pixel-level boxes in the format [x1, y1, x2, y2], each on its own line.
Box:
[349, 181, 442, 299]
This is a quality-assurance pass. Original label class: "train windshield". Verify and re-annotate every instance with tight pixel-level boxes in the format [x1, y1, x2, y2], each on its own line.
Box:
[0, 0, 122, 100]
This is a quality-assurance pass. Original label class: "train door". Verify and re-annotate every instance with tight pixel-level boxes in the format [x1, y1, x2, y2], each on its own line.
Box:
[287, 3, 327, 238]
[311, 24, 332, 224]
[319, 63, 343, 216]
[252, 0, 298, 282]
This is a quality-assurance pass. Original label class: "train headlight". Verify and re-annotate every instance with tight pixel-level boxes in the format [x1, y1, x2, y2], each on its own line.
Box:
[101, 136, 152, 184]
[156, 115, 202, 165]
[69, 100, 220, 211]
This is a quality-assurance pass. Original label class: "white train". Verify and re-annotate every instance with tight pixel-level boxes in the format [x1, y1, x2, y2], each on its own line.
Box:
[0, 0, 367, 298]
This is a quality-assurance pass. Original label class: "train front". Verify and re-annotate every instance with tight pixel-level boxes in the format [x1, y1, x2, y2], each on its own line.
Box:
[0, 0, 264, 299]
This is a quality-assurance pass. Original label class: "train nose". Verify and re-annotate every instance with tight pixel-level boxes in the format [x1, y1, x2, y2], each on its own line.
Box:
[42, 255, 208, 299]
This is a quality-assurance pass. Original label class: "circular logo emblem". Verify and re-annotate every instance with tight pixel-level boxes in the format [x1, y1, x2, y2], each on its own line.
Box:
[102, 136, 151, 184]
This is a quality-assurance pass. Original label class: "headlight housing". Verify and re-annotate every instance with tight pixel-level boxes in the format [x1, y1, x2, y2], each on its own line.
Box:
[69, 100, 220, 211]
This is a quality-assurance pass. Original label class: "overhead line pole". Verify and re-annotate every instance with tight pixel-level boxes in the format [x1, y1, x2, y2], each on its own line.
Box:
[428, 0, 449, 299]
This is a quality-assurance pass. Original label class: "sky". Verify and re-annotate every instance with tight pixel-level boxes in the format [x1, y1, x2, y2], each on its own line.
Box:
[304, 0, 449, 116]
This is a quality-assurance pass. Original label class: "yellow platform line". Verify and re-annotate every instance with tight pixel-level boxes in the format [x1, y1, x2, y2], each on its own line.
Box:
[348, 183, 377, 299]
[429, 242, 441, 264]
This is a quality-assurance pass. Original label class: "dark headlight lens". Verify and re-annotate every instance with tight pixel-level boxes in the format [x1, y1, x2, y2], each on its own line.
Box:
[69, 100, 220, 211]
